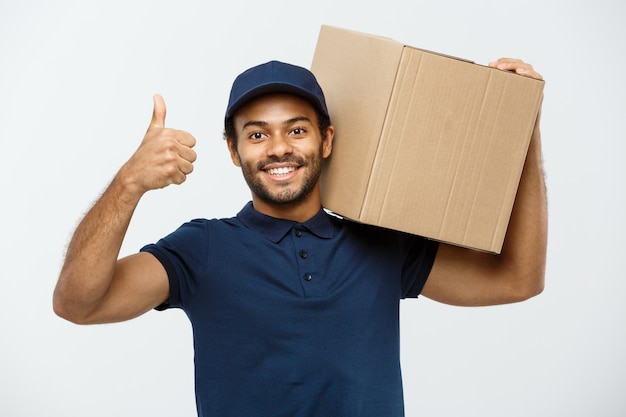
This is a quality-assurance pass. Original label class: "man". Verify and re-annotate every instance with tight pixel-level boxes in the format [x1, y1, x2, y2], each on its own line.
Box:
[54, 58, 547, 416]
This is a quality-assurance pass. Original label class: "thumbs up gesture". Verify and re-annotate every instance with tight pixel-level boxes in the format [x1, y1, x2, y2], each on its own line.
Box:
[119, 95, 197, 196]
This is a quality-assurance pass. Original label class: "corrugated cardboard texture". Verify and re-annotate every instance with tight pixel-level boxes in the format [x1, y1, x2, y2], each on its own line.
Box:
[311, 25, 544, 253]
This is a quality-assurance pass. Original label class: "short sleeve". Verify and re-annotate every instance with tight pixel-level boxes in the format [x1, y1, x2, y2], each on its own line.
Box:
[399, 235, 439, 298]
[140, 219, 210, 310]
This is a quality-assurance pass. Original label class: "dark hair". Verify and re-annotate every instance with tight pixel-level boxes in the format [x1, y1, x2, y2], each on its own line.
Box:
[223, 109, 332, 144]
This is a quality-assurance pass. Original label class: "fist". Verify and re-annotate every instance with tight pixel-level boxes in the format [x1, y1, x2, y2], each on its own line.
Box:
[121, 95, 197, 194]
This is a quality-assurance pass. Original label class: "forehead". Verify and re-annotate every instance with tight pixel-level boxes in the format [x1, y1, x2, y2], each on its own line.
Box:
[233, 93, 318, 126]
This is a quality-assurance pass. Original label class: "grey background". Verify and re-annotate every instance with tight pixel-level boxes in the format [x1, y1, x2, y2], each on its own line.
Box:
[1, 0, 624, 416]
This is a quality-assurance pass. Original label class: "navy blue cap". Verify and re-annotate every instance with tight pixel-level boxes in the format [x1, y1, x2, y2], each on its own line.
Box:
[225, 61, 329, 121]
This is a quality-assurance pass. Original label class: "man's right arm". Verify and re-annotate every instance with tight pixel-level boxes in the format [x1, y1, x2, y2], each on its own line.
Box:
[53, 95, 196, 324]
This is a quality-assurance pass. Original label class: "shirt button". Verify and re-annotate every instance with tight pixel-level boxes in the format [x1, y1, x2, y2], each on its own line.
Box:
[300, 250, 308, 259]
[295, 230, 302, 237]
[304, 273, 312, 281]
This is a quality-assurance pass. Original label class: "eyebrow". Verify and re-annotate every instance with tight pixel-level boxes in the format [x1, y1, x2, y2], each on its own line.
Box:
[241, 116, 313, 131]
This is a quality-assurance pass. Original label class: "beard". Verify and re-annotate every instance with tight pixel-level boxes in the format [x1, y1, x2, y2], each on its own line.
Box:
[238, 144, 324, 206]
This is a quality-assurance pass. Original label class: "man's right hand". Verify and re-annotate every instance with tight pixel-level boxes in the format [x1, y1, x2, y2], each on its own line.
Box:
[53, 95, 192, 324]
[119, 94, 197, 197]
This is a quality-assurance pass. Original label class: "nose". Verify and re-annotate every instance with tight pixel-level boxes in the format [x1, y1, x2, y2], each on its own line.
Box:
[267, 133, 293, 157]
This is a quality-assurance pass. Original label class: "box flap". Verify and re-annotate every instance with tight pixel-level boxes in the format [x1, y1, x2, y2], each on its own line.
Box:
[311, 25, 404, 221]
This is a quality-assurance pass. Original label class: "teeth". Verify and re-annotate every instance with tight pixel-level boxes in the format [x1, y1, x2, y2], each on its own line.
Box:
[267, 167, 296, 176]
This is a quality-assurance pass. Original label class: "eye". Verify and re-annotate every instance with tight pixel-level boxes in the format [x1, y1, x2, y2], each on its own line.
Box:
[290, 127, 306, 136]
[248, 131, 266, 141]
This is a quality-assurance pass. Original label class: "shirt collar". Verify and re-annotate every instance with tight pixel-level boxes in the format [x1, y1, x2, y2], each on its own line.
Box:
[236, 201, 337, 243]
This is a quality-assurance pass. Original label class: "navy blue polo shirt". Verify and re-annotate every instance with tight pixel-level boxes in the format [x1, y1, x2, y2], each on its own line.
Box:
[141, 202, 438, 417]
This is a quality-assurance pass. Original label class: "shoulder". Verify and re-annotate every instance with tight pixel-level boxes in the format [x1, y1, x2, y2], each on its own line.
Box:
[143, 215, 243, 253]
[176, 215, 244, 234]
[329, 213, 434, 251]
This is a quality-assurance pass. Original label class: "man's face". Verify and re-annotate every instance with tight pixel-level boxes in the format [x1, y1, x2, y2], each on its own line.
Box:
[227, 93, 333, 212]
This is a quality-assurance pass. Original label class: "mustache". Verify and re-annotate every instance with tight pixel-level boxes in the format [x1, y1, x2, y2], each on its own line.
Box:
[256, 156, 308, 171]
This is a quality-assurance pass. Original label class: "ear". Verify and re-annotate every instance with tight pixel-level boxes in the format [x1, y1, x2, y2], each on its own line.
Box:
[226, 138, 241, 167]
[322, 125, 334, 159]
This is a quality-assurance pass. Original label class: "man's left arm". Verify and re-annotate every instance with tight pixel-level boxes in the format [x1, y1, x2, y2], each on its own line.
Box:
[421, 58, 547, 306]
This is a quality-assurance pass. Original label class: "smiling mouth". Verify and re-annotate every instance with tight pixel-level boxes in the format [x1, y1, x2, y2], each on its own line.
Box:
[266, 166, 298, 176]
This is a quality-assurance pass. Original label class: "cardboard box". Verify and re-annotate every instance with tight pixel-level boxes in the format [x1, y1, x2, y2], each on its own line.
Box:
[311, 25, 544, 253]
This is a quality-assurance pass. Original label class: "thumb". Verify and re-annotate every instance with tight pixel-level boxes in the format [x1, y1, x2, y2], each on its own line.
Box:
[150, 94, 167, 129]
